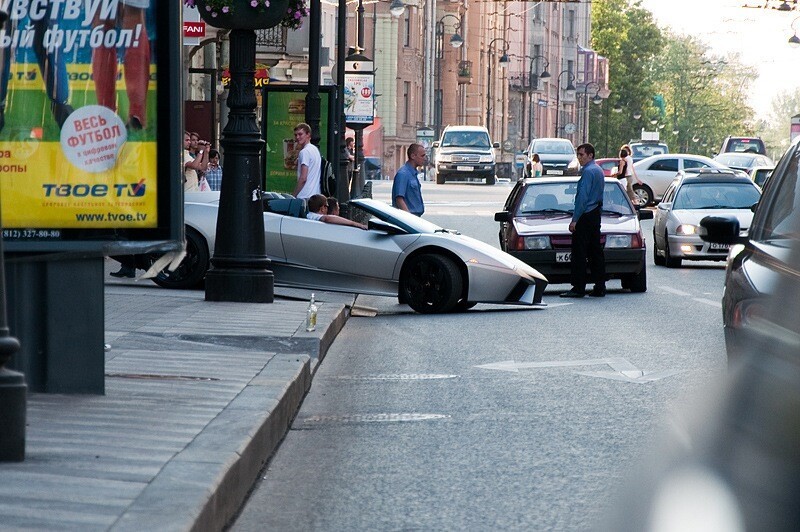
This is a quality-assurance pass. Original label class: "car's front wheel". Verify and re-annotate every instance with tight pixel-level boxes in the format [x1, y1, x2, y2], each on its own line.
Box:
[401, 253, 462, 313]
[633, 184, 654, 206]
[150, 227, 210, 289]
[436, 172, 446, 185]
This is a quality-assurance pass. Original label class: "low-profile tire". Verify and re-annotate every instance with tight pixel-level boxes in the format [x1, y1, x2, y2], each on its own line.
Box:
[633, 184, 654, 206]
[486, 174, 496, 185]
[664, 232, 682, 268]
[625, 259, 647, 292]
[454, 299, 477, 312]
[401, 253, 462, 314]
[436, 172, 445, 185]
[151, 227, 209, 289]
[653, 230, 666, 266]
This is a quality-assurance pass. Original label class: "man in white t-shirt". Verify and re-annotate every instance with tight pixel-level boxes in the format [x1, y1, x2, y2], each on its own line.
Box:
[292, 123, 322, 198]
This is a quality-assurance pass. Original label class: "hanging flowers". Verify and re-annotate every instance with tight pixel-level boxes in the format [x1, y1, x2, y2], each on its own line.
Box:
[184, 0, 309, 30]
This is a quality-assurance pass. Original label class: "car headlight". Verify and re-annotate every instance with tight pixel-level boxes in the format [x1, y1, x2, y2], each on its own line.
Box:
[676, 224, 697, 235]
[438, 154, 452, 163]
[523, 236, 551, 250]
[568, 159, 579, 170]
[480, 155, 493, 163]
[605, 235, 632, 248]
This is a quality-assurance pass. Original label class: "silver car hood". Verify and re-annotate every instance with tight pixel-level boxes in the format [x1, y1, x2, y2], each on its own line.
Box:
[672, 209, 754, 231]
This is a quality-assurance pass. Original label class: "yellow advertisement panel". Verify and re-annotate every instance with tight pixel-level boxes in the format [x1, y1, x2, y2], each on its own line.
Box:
[0, 0, 160, 238]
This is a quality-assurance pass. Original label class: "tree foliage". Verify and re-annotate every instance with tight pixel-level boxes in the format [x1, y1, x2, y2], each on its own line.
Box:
[589, 0, 755, 158]
[756, 90, 800, 158]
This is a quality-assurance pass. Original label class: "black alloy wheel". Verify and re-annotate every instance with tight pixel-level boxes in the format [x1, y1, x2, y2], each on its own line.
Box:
[401, 253, 463, 313]
[150, 227, 210, 289]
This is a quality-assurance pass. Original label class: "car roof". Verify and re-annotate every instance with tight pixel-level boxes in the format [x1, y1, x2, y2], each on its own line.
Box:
[442, 125, 488, 132]
[521, 176, 620, 185]
[679, 168, 755, 185]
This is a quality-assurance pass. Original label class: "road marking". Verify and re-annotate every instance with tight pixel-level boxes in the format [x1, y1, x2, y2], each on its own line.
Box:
[302, 413, 450, 424]
[330, 374, 459, 381]
[475, 357, 681, 384]
[659, 286, 691, 297]
[692, 297, 722, 308]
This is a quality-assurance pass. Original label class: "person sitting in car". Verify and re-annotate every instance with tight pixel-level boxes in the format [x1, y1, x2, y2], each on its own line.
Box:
[306, 194, 367, 229]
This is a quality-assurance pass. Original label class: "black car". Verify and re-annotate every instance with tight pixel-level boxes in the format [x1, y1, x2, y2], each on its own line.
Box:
[701, 135, 800, 360]
[524, 138, 580, 177]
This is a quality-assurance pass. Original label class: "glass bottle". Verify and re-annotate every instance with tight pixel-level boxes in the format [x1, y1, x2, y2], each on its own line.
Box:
[305, 293, 318, 332]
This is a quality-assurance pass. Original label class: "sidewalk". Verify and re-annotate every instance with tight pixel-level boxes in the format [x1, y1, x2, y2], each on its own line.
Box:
[0, 266, 355, 531]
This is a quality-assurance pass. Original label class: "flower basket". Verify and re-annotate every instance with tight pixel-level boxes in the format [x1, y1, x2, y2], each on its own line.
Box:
[194, 0, 292, 30]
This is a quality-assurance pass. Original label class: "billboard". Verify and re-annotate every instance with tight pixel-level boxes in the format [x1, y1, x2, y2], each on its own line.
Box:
[261, 85, 336, 193]
[0, 0, 182, 252]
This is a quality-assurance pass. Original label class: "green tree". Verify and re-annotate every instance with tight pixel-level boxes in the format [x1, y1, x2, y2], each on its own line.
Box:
[757, 90, 800, 159]
[589, 0, 663, 156]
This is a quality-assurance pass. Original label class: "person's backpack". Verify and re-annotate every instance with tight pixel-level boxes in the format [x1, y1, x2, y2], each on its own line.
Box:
[319, 157, 337, 197]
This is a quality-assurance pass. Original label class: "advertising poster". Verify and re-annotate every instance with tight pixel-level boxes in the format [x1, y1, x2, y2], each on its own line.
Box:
[0, 0, 161, 243]
[261, 86, 332, 193]
[343, 72, 374, 126]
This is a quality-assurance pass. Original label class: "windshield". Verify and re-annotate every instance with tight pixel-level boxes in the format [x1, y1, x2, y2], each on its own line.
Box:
[716, 154, 758, 168]
[758, 145, 800, 240]
[631, 143, 668, 158]
[530, 140, 575, 155]
[517, 182, 633, 216]
[351, 199, 442, 234]
[725, 138, 765, 154]
[673, 182, 760, 210]
[441, 131, 491, 148]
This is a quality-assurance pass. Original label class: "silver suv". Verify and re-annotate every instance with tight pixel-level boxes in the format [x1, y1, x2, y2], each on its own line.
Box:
[433, 126, 498, 185]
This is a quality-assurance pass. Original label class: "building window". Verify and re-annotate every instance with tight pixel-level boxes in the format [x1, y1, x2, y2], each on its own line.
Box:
[403, 15, 410, 47]
[403, 82, 410, 124]
[568, 9, 575, 37]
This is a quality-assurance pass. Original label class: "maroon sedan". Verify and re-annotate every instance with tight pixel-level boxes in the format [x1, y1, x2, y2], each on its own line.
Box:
[495, 176, 653, 291]
[595, 157, 622, 177]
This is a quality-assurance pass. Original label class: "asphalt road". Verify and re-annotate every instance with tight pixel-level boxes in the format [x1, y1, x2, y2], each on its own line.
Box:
[232, 180, 729, 531]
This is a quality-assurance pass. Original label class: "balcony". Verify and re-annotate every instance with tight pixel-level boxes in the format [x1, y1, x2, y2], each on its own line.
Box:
[457, 61, 472, 85]
[507, 72, 543, 92]
[256, 26, 287, 53]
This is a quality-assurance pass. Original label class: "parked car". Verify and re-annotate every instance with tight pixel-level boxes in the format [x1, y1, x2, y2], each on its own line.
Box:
[147, 194, 548, 314]
[718, 135, 767, 155]
[494, 176, 653, 291]
[524, 137, 580, 177]
[713, 151, 774, 172]
[652, 168, 761, 268]
[595, 157, 621, 177]
[433, 125, 498, 185]
[748, 165, 774, 188]
[701, 136, 800, 359]
[633, 153, 729, 206]
[628, 140, 669, 163]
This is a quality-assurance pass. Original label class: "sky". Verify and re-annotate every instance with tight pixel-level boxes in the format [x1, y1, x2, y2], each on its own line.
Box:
[639, 0, 800, 120]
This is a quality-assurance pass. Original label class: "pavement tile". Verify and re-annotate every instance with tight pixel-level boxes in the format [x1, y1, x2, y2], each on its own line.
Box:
[0, 279, 354, 530]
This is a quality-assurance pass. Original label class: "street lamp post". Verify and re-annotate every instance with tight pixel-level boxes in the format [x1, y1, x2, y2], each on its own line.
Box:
[435, 13, 464, 140]
[788, 16, 800, 46]
[579, 81, 603, 143]
[485, 38, 510, 139]
[527, 54, 550, 139]
[554, 69, 576, 138]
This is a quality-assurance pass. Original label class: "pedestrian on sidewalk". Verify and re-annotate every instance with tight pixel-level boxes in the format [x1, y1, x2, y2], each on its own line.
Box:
[292, 123, 322, 199]
[392, 143, 426, 216]
[561, 143, 606, 298]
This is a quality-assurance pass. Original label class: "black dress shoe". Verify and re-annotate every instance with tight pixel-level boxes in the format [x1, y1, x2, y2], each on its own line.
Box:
[110, 267, 136, 278]
[560, 289, 585, 298]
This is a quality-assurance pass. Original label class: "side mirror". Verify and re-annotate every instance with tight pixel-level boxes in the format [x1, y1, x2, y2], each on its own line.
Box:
[637, 209, 653, 220]
[750, 202, 759, 213]
[368, 218, 406, 235]
[494, 211, 512, 223]
[700, 215, 747, 245]
[492, 142, 500, 149]
[432, 141, 440, 148]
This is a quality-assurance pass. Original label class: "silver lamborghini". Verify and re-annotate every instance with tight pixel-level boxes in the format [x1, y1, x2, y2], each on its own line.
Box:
[149, 192, 548, 313]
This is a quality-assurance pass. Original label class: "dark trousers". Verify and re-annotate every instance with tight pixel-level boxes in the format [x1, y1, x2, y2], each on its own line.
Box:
[570, 206, 605, 292]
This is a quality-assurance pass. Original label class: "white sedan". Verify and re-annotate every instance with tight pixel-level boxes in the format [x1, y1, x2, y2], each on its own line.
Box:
[633, 153, 729, 206]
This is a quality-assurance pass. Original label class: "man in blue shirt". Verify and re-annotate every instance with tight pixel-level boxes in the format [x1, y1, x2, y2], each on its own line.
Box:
[392, 143, 427, 216]
[561, 143, 606, 298]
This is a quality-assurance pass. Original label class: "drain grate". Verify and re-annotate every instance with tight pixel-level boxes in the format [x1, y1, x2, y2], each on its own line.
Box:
[303, 413, 450, 424]
[331, 374, 459, 381]
[105, 373, 220, 382]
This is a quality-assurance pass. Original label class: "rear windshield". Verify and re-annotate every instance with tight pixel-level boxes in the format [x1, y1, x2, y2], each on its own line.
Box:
[724, 138, 766, 154]
[517, 182, 633, 216]
[441, 131, 491, 148]
[631, 143, 668, 159]
[673, 182, 761, 210]
[530, 140, 575, 155]
[716, 153, 760, 168]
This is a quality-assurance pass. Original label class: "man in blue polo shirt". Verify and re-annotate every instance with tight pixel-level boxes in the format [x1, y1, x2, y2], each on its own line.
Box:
[392, 143, 427, 216]
[561, 142, 606, 298]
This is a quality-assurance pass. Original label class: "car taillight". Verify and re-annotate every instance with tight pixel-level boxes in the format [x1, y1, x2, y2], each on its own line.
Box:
[731, 299, 768, 329]
[632, 231, 643, 248]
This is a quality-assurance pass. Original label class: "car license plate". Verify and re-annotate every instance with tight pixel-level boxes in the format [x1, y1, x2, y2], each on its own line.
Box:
[556, 252, 571, 263]
[548, 170, 564, 175]
[456, 165, 473, 171]
[709, 242, 730, 251]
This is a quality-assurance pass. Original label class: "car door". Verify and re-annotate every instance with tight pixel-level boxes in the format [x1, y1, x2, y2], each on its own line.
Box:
[654, 181, 678, 247]
[498, 181, 525, 250]
[682, 157, 714, 172]
[639, 157, 680, 200]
